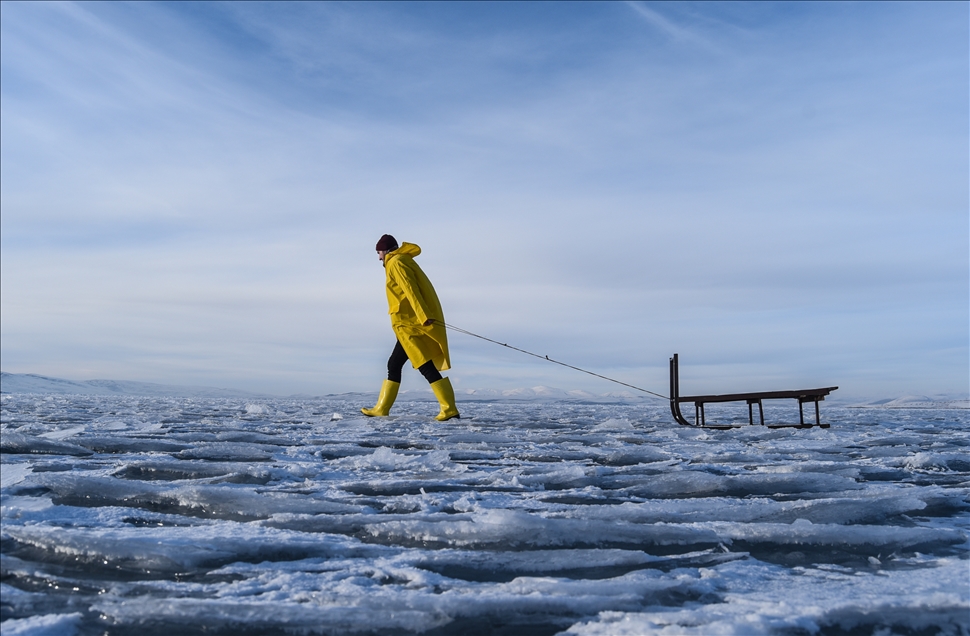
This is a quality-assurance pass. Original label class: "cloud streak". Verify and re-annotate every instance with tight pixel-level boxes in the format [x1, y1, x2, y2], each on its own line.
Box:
[625, 1, 722, 53]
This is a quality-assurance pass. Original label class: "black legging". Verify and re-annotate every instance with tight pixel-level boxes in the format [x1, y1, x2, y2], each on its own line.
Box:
[387, 340, 443, 384]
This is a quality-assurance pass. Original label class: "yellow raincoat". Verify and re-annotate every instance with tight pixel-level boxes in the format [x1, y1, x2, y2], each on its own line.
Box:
[384, 243, 451, 371]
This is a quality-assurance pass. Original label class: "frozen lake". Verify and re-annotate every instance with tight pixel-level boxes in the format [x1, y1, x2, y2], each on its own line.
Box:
[1, 393, 968, 635]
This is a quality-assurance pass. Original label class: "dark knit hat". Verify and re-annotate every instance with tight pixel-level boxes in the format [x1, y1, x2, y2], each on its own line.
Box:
[375, 234, 398, 251]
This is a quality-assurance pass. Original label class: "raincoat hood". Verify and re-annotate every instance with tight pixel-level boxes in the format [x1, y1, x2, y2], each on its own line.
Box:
[385, 242, 421, 264]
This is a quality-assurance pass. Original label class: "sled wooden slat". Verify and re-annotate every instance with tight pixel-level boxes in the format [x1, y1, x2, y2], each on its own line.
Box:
[669, 354, 837, 429]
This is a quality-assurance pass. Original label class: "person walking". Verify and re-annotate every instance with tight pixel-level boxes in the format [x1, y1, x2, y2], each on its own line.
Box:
[362, 234, 460, 421]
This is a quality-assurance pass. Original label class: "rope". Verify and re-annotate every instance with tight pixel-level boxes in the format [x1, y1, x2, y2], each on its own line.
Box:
[441, 322, 668, 400]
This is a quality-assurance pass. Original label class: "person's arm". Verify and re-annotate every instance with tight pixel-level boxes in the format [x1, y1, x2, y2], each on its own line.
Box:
[388, 260, 432, 325]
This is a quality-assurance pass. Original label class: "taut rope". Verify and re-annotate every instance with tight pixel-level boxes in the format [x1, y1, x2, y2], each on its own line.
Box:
[441, 322, 668, 400]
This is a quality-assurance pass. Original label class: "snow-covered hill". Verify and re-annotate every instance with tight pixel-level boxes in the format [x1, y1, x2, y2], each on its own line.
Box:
[3, 372, 966, 407]
[0, 372, 266, 399]
[850, 394, 969, 409]
[0, 374, 652, 402]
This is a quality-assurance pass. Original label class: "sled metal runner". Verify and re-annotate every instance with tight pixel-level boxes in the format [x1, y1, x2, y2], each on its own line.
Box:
[669, 354, 837, 429]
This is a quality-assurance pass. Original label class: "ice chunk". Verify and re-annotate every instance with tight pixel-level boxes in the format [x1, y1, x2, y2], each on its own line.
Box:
[0, 612, 83, 636]
[176, 442, 275, 462]
[38, 426, 85, 440]
[363, 508, 721, 549]
[594, 418, 635, 431]
[1, 463, 31, 488]
[708, 520, 965, 550]
[564, 557, 970, 636]
[902, 452, 970, 472]
[3, 523, 377, 574]
[0, 433, 92, 456]
[334, 447, 460, 473]
[34, 473, 367, 521]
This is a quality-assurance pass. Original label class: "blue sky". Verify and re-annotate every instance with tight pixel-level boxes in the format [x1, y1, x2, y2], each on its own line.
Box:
[1, 1, 967, 399]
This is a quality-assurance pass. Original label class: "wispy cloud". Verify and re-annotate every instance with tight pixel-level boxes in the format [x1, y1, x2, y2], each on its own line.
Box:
[625, 1, 721, 53]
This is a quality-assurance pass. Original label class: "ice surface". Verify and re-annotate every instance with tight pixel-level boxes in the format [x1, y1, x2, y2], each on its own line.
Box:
[1, 394, 967, 635]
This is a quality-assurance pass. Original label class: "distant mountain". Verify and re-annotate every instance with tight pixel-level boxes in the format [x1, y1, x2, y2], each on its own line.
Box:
[7, 372, 962, 407]
[849, 394, 969, 409]
[384, 385, 651, 402]
[0, 373, 647, 402]
[0, 373, 642, 402]
[0, 372, 268, 399]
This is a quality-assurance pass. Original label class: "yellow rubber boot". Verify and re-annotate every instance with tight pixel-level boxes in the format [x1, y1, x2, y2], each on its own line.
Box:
[430, 377, 460, 421]
[361, 380, 400, 417]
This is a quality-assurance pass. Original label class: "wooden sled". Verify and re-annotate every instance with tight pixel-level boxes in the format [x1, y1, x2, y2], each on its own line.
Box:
[669, 354, 837, 429]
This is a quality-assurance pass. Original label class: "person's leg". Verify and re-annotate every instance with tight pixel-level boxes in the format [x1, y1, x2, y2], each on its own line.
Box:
[416, 360, 443, 384]
[387, 340, 409, 383]
[430, 377, 460, 421]
[420, 360, 458, 421]
[362, 341, 404, 417]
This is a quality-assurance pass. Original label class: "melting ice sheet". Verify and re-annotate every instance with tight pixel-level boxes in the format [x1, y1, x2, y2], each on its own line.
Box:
[1, 395, 967, 635]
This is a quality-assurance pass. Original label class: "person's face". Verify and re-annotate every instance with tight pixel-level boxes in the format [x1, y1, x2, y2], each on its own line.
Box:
[377, 250, 388, 263]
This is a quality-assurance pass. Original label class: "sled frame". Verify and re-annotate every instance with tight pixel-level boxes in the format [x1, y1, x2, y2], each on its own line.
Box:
[669, 354, 837, 429]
